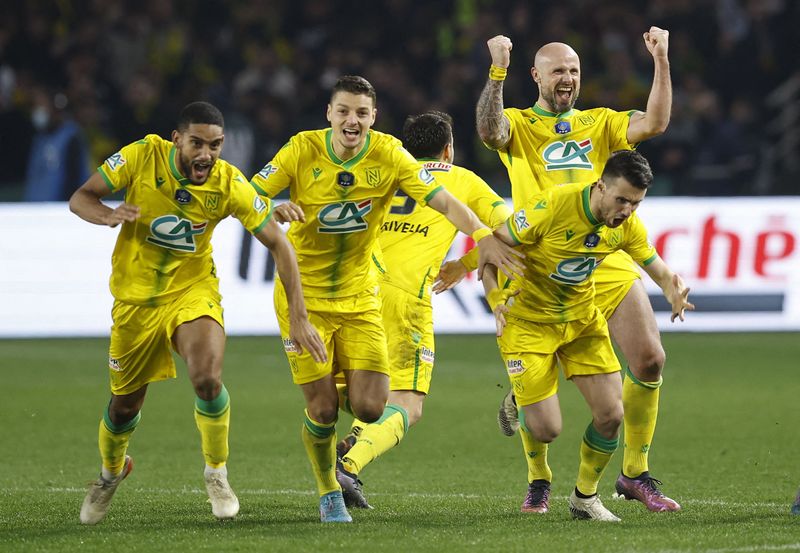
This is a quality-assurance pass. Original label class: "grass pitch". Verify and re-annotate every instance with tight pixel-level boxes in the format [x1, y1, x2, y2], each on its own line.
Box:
[1, 333, 799, 552]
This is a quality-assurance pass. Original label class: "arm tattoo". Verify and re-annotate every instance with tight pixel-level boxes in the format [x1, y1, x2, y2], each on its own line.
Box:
[476, 79, 510, 149]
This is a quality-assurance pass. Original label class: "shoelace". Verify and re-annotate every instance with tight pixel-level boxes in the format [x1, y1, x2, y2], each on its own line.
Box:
[641, 477, 666, 497]
[527, 483, 550, 504]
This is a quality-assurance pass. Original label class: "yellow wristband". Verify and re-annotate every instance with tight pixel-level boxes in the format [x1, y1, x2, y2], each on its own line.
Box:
[487, 288, 506, 311]
[471, 227, 493, 242]
[489, 65, 508, 81]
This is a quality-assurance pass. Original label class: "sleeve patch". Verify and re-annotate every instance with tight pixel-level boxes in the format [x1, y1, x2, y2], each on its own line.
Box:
[104, 152, 126, 172]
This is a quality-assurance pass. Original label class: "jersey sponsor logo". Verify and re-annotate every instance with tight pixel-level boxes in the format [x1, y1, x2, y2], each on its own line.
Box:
[420, 346, 435, 363]
[381, 219, 429, 237]
[205, 192, 220, 211]
[146, 215, 208, 252]
[108, 356, 122, 372]
[506, 359, 525, 375]
[317, 199, 373, 234]
[365, 167, 382, 187]
[105, 152, 126, 172]
[253, 196, 267, 214]
[542, 138, 593, 171]
[257, 163, 278, 179]
[514, 210, 529, 231]
[549, 256, 598, 285]
[422, 161, 452, 172]
[418, 167, 434, 185]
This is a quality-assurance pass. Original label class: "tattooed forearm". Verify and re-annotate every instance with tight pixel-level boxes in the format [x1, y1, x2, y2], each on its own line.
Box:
[476, 79, 510, 149]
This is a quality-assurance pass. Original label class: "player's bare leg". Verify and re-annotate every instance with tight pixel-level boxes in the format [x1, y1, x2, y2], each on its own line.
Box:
[607, 281, 680, 512]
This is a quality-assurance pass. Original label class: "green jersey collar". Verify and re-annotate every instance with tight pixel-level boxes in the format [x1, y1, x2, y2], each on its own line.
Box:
[582, 184, 602, 226]
[169, 146, 192, 186]
[532, 103, 575, 119]
[325, 129, 372, 170]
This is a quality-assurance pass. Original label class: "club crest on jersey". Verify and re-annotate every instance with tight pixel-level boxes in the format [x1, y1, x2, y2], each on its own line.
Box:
[104, 152, 126, 172]
[542, 138, 593, 171]
[337, 171, 355, 187]
[584, 233, 600, 248]
[550, 256, 598, 285]
[205, 193, 220, 211]
[147, 215, 208, 251]
[257, 163, 278, 179]
[554, 120, 571, 134]
[175, 189, 192, 204]
[318, 199, 373, 234]
[365, 167, 381, 187]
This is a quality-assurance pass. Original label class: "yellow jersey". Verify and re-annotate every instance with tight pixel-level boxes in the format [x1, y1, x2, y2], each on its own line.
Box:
[378, 159, 512, 302]
[97, 134, 272, 306]
[497, 105, 634, 208]
[504, 182, 658, 323]
[250, 129, 442, 298]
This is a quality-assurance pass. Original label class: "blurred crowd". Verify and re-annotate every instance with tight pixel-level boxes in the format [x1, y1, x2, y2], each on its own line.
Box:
[1, 0, 797, 201]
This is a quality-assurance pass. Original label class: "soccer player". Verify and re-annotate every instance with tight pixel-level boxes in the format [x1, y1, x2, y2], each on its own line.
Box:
[250, 76, 523, 523]
[70, 101, 326, 525]
[482, 150, 693, 521]
[474, 28, 680, 512]
[332, 111, 513, 508]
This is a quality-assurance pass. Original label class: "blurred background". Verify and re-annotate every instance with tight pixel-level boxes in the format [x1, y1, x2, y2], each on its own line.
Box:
[1, 0, 798, 201]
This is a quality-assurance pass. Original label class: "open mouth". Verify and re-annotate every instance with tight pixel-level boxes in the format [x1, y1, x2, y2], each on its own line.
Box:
[342, 128, 360, 141]
[191, 161, 212, 182]
[555, 86, 573, 104]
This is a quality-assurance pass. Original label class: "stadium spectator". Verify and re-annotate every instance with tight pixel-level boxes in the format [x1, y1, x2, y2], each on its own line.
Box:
[482, 150, 694, 521]
[475, 29, 681, 514]
[69, 100, 325, 525]
[249, 75, 522, 523]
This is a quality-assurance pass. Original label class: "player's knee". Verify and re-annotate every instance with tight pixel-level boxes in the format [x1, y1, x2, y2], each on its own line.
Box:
[594, 404, 623, 437]
[527, 417, 561, 443]
[108, 403, 140, 426]
[350, 398, 384, 423]
[630, 345, 666, 381]
[191, 374, 222, 401]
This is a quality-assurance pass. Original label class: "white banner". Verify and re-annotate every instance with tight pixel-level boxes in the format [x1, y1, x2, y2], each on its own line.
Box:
[1, 198, 799, 337]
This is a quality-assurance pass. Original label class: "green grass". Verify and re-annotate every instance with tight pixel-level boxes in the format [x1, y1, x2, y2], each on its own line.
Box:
[1, 333, 799, 552]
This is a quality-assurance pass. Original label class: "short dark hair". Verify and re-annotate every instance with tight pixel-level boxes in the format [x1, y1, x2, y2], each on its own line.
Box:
[601, 150, 653, 189]
[177, 101, 224, 131]
[331, 75, 377, 107]
[402, 111, 453, 159]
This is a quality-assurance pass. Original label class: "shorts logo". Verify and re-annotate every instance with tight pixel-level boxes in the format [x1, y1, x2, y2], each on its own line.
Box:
[550, 256, 598, 285]
[419, 347, 435, 364]
[105, 152, 126, 172]
[514, 210, 529, 232]
[283, 338, 298, 353]
[507, 359, 525, 375]
[147, 215, 208, 252]
[318, 199, 372, 234]
[108, 356, 122, 372]
[542, 138, 593, 171]
[257, 163, 278, 179]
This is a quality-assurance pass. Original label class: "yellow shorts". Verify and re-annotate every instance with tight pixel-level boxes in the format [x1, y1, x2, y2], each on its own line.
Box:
[497, 307, 621, 407]
[274, 281, 390, 385]
[108, 279, 224, 395]
[380, 282, 434, 394]
[594, 251, 640, 320]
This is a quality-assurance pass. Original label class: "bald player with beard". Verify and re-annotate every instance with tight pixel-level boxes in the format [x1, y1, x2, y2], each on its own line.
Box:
[469, 28, 679, 515]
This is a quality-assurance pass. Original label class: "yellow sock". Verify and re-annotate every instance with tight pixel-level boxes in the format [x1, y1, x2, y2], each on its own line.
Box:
[340, 405, 407, 475]
[576, 423, 618, 496]
[302, 410, 339, 496]
[519, 426, 552, 483]
[622, 366, 661, 478]
[99, 406, 140, 475]
[194, 385, 230, 469]
[336, 383, 353, 416]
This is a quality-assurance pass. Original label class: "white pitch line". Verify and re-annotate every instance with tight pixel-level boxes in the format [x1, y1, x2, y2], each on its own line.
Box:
[650, 545, 800, 553]
[7, 487, 791, 509]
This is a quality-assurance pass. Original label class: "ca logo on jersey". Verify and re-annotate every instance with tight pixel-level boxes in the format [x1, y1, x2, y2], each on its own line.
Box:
[318, 199, 373, 234]
[542, 138, 593, 171]
[147, 215, 208, 251]
[549, 256, 598, 285]
[105, 152, 126, 172]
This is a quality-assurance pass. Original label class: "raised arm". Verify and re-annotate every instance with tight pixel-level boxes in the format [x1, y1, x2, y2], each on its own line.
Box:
[476, 35, 513, 150]
[69, 172, 140, 227]
[627, 27, 672, 144]
[641, 256, 694, 322]
[254, 219, 327, 362]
